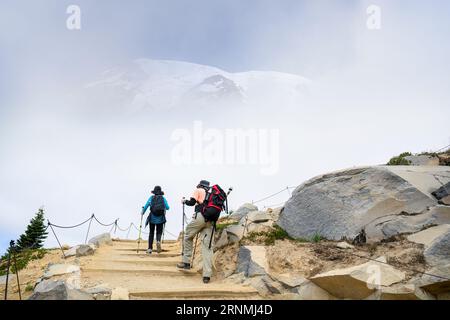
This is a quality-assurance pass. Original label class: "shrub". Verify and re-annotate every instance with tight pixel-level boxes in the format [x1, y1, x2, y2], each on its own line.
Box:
[387, 152, 412, 165]
[25, 284, 34, 292]
[215, 221, 239, 231]
[243, 225, 293, 246]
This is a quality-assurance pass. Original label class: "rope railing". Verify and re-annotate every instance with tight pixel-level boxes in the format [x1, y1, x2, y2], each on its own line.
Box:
[250, 185, 297, 207]
[434, 143, 450, 153]
[263, 201, 287, 210]
[2, 210, 184, 300]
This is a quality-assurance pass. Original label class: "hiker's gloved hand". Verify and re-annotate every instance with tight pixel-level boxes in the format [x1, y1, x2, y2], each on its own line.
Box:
[181, 198, 186, 204]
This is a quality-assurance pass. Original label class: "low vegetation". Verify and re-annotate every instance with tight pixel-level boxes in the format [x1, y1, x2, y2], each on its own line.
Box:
[387, 152, 412, 165]
[216, 221, 239, 231]
[0, 208, 48, 276]
[243, 225, 324, 246]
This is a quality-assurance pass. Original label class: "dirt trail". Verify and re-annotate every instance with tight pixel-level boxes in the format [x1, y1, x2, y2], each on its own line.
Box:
[79, 239, 260, 300]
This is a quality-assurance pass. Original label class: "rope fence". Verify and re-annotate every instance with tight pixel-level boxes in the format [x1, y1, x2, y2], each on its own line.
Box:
[249, 185, 297, 209]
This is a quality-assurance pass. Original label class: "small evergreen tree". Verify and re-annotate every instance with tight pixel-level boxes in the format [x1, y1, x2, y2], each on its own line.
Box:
[16, 208, 48, 251]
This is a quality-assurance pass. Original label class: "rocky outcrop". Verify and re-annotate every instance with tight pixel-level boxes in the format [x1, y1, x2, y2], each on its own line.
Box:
[377, 284, 435, 300]
[88, 233, 112, 247]
[236, 246, 268, 278]
[379, 206, 450, 239]
[310, 257, 405, 299]
[269, 273, 307, 288]
[229, 203, 258, 221]
[226, 224, 245, 243]
[278, 166, 450, 241]
[43, 264, 80, 279]
[405, 155, 440, 166]
[65, 244, 96, 258]
[423, 229, 450, 265]
[296, 280, 336, 300]
[407, 224, 450, 265]
[28, 280, 93, 300]
[418, 264, 450, 295]
[432, 182, 450, 205]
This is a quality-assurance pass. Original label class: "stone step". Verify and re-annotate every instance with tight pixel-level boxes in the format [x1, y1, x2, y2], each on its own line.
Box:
[113, 239, 178, 244]
[113, 248, 177, 252]
[95, 259, 179, 267]
[118, 253, 181, 258]
[129, 288, 260, 299]
[82, 268, 198, 277]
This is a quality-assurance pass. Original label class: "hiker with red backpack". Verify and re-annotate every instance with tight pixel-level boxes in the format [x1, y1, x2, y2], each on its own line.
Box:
[177, 180, 230, 283]
[142, 186, 170, 254]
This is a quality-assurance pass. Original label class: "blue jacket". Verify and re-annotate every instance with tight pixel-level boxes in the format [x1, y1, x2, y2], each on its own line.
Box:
[142, 195, 170, 226]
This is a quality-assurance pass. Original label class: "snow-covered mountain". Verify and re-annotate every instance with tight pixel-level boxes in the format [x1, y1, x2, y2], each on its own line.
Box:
[85, 59, 311, 112]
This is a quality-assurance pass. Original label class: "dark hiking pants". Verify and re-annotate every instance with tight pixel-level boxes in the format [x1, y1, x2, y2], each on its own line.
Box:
[149, 223, 164, 249]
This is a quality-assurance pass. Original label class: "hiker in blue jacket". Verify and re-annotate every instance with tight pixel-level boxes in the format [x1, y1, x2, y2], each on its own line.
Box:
[142, 186, 170, 254]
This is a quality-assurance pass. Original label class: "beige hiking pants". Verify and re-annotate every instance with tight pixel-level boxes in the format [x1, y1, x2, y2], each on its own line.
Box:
[182, 213, 214, 277]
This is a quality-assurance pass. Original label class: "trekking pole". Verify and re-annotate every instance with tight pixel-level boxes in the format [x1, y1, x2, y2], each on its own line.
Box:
[4, 241, 12, 300]
[181, 198, 186, 256]
[11, 241, 21, 300]
[162, 223, 165, 244]
[137, 207, 144, 254]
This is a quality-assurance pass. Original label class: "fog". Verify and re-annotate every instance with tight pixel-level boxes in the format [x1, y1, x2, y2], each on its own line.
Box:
[1, 0, 449, 254]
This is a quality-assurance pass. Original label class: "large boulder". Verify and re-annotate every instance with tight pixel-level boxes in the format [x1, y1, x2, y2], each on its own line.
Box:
[278, 166, 450, 241]
[378, 284, 435, 300]
[229, 203, 258, 221]
[239, 211, 274, 235]
[43, 264, 80, 279]
[417, 264, 450, 295]
[296, 280, 336, 300]
[407, 224, 450, 246]
[214, 230, 229, 250]
[225, 224, 245, 243]
[64, 244, 96, 258]
[432, 181, 450, 200]
[405, 155, 440, 166]
[379, 206, 450, 238]
[407, 224, 450, 265]
[266, 207, 283, 222]
[269, 273, 307, 289]
[28, 280, 93, 300]
[310, 257, 405, 299]
[236, 246, 268, 278]
[240, 211, 270, 224]
[76, 244, 95, 256]
[88, 233, 112, 247]
[423, 229, 450, 265]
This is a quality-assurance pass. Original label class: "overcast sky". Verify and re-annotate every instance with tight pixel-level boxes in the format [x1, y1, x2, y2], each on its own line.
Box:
[1, 0, 450, 254]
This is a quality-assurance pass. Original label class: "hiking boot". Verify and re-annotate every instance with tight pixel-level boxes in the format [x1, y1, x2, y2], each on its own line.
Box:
[203, 277, 210, 284]
[146, 249, 152, 254]
[176, 262, 191, 270]
[156, 241, 161, 253]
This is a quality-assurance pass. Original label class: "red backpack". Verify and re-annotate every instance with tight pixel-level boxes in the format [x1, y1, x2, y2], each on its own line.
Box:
[201, 184, 228, 222]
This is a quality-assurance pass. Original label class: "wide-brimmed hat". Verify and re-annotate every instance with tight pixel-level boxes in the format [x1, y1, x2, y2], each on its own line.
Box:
[151, 185, 164, 195]
[197, 180, 210, 188]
